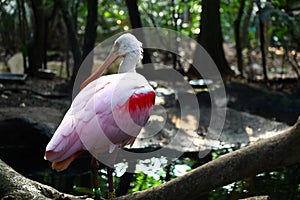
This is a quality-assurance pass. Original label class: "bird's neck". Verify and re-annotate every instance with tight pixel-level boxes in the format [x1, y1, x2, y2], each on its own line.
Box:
[118, 51, 141, 73]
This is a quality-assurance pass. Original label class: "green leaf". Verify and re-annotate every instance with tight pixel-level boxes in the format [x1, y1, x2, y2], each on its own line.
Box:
[73, 186, 94, 195]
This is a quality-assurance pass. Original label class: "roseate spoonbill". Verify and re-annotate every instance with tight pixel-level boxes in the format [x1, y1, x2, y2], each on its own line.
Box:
[44, 33, 155, 199]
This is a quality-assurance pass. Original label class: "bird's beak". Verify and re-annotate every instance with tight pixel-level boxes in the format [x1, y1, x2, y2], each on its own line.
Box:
[80, 49, 120, 89]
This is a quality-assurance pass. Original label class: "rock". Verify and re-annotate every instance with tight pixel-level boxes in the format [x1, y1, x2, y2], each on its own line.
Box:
[218, 108, 289, 145]
[7, 53, 24, 74]
[134, 107, 289, 152]
[0, 107, 63, 131]
[0, 120, 49, 175]
[0, 107, 63, 174]
[226, 82, 300, 125]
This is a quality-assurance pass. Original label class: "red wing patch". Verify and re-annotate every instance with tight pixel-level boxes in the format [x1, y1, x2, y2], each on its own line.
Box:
[128, 91, 155, 126]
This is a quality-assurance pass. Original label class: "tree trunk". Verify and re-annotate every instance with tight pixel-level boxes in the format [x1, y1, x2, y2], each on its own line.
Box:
[197, 0, 233, 77]
[234, 0, 246, 76]
[78, 0, 99, 93]
[16, 0, 29, 73]
[125, 0, 152, 64]
[81, 0, 98, 61]
[257, 0, 268, 81]
[55, 0, 82, 83]
[28, 0, 46, 76]
[241, 0, 254, 49]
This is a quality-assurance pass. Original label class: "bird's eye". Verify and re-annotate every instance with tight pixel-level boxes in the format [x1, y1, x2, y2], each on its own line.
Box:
[114, 42, 120, 50]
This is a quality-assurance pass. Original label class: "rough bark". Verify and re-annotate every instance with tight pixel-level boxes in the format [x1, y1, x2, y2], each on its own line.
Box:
[239, 195, 270, 200]
[0, 159, 87, 200]
[115, 116, 300, 200]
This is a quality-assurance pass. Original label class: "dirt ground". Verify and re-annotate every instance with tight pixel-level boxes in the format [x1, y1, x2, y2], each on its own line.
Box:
[0, 77, 71, 111]
[0, 74, 299, 118]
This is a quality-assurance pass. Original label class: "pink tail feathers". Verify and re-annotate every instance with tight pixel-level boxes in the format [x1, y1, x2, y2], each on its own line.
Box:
[44, 117, 85, 171]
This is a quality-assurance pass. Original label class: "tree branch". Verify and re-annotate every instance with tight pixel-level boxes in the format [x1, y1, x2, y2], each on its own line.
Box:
[1, 117, 299, 199]
[115, 117, 300, 200]
[239, 195, 270, 200]
[0, 159, 86, 200]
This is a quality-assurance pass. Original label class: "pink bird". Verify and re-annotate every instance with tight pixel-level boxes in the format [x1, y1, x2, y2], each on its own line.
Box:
[44, 33, 155, 198]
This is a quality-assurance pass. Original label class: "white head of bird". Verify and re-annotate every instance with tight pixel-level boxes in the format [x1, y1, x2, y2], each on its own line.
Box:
[113, 33, 143, 73]
[80, 33, 143, 89]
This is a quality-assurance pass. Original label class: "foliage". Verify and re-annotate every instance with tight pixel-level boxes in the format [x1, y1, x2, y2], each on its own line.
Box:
[128, 158, 193, 193]
[64, 0, 129, 39]
[139, 0, 201, 38]
[260, 1, 300, 49]
[95, 0, 128, 37]
[129, 171, 163, 193]
[220, 0, 241, 42]
[0, 0, 19, 53]
[1, 0, 299, 77]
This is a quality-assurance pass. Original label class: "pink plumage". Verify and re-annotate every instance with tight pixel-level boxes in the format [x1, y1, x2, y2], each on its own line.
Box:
[44, 34, 156, 171]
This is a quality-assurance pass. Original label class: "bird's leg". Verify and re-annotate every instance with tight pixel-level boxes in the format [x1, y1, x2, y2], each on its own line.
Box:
[91, 156, 101, 200]
[107, 167, 115, 199]
[106, 147, 119, 199]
